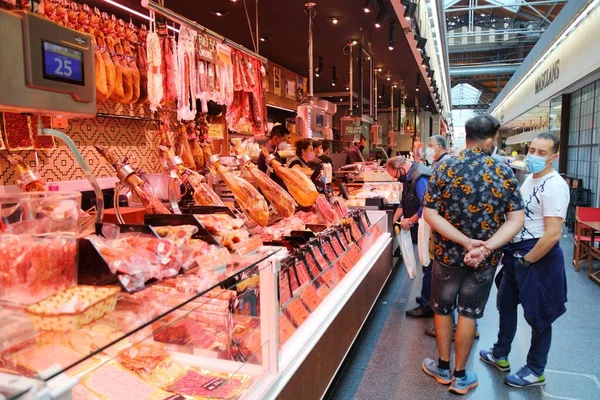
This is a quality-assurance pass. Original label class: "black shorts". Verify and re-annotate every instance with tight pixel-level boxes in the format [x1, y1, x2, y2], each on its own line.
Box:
[429, 259, 495, 319]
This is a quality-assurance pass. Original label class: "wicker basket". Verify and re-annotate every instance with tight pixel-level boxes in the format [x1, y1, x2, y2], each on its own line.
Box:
[25, 286, 120, 331]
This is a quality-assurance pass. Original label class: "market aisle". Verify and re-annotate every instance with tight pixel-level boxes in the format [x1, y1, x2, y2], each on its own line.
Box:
[326, 236, 600, 400]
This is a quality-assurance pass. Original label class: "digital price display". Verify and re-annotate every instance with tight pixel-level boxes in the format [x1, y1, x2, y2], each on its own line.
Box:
[41, 40, 84, 86]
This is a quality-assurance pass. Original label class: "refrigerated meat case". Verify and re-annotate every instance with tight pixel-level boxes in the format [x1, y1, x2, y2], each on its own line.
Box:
[0, 211, 391, 400]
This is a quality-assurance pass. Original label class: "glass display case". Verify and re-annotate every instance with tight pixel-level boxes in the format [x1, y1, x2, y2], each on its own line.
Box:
[0, 211, 391, 400]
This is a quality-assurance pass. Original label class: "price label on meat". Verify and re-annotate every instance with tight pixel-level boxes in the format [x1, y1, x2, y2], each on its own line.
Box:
[42, 41, 84, 85]
[197, 33, 217, 63]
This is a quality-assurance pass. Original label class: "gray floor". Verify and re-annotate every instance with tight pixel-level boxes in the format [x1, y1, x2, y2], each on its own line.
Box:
[326, 236, 600, 400]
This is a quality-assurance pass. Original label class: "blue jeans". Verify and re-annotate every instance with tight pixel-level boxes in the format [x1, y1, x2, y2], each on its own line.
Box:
[492, 260, 552, 376]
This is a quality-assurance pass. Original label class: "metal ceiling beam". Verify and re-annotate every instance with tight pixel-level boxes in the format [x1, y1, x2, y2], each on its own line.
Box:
[452, 104, 491, 110]
[526, 4, 552, 24]
[449, 41, 537, 53]
[449, 28, 545, 38]
[450, 64, 521, 76]
[446, 1, 565, 13]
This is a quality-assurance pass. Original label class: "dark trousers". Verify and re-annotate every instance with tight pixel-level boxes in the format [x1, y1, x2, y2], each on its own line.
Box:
[493, 260, 553, 376]
[417, 263, 433, 312]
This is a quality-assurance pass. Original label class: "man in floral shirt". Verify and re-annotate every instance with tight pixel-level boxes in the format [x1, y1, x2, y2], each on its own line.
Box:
[421, 115, 524, 395]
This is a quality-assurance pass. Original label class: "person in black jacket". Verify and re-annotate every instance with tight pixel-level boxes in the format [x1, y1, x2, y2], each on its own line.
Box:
[258, 125, 289, 189]
[288, 139, 323, 188]
[316, 140, 333, 165]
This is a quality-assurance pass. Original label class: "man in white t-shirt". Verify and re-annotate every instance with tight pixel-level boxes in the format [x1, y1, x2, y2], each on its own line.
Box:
[479, 133, 570, 388]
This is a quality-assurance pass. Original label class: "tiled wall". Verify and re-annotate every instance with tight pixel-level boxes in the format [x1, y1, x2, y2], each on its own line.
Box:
[0, 102, 177, 186]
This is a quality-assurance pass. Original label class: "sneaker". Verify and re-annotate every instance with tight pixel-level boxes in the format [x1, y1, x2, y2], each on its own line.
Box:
[479, 349, 511, 372]
[448, 372, 479, 395]
[422, 358, 452, 385]
[505, 366, 546, 388]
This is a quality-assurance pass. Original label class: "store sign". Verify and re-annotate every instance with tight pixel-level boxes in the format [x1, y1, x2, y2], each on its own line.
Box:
[534, 59, 560, 94]
[197, 33, 217, 64]
[207, 123, 224, 139]
[493, 3, 600, 126]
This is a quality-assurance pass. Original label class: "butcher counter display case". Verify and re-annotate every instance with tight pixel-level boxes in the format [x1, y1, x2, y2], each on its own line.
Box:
[0, 211, 392, 400]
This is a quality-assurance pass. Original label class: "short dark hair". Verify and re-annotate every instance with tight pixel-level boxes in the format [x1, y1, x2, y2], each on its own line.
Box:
[295, 139, 313, 157]
[465, 115, 500, 141]
[321, 140, 330, 152]
[430, 135, 447, 149]
[534, 132, 560, 153]
[313, 141, 323, 149]
[270, 125, 290, 138]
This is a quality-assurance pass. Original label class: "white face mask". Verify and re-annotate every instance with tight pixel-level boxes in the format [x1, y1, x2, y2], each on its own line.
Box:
[425, 147, 436, 162]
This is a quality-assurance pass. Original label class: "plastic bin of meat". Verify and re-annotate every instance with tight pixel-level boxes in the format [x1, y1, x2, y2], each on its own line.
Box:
[0, 192, 81, 305]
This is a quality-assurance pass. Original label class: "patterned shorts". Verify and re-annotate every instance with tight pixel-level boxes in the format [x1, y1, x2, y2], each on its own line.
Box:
[429, 259, 495, 319]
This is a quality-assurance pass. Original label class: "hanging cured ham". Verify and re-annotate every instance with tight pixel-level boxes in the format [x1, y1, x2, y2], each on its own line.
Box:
[95, 145, 170, 215]
[6, 155, 46, 192]
[208, 157, 269, 227]
[238, 155, 296, 218]
[158, 146, 223, 206]
[261, 147, 318, 207]
[177, 124, 196, 170]
[136, 25, 149, 104]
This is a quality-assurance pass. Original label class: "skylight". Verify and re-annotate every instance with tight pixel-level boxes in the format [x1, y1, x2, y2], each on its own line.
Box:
[451, 83, 482, 106]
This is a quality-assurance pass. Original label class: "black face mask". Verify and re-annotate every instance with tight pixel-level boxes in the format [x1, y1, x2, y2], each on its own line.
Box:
[359, 145, 365, 152]
[397, 168, 407, 182]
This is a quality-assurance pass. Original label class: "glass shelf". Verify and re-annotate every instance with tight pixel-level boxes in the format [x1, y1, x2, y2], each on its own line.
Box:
[0, 247, 280, 382]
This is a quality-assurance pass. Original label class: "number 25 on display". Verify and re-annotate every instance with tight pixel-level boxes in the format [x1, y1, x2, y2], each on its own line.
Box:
[54, 57, 72, 77]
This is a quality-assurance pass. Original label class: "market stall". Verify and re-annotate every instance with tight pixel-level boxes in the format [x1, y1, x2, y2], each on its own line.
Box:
[0, 1, 395, 399]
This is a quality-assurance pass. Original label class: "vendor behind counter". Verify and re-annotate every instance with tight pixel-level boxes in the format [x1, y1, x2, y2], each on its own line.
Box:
[288, 139, 324, 190]
[258, 125, 290, 190]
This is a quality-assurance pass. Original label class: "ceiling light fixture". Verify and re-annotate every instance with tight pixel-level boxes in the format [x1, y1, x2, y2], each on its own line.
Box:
[211, 10, 227, 17]
[416, 74, 420, 92]
[375, 7, 387, 28]
[404, 1, 417, 21]
[103, 0, 179, 32]
[315, 56, 323, 77]
[415, 34, 427, 50]
[377, 67, 383, 72]
[389, 19, 396, 50]
[332, 66, 337, 86]
[329, 16, 342, 25]
[346, 86, 349, 91]
[363, 0, 372, 13]
[386, 76, 391, 81]
[350, 39, 358, 45]
[260, 36, 270, 42]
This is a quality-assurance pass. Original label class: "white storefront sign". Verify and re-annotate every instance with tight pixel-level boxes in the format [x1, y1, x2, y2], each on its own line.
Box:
[492, 3, 600, 125]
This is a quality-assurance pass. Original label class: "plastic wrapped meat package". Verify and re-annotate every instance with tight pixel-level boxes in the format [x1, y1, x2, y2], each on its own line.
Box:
[313, 195, 340, 226]
[164, 368, 252, 399]
[7, 343, 97, 378]
[230, 315, 261, 363]
[0, 233, 78, 305]
[248, 214, 305, 242]
[81, 362, 172, 400]
[87, 232, 194, 291]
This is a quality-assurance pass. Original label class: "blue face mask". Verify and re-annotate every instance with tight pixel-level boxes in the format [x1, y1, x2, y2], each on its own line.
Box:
[526, 154, 553, 174]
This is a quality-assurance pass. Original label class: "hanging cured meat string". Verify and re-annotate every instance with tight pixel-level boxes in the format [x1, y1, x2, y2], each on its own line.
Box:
[177, 26, 197, 121]
[147, 15, 163, 111]
[137, 25, 149, 104]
